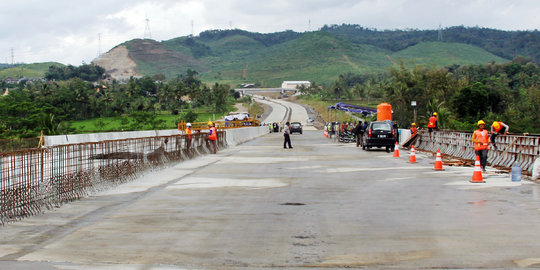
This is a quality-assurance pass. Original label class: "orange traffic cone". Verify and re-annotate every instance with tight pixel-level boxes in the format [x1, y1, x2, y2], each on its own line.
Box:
[433, 149, 444, 171]
[323, 130, 329, 138]
[409, 145, 417, 163]
[393, 142, 400, 157]
[471, 155, 485, 183]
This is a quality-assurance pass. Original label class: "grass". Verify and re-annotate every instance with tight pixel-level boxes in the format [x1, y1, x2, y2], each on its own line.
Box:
[0, 62, 64, 79]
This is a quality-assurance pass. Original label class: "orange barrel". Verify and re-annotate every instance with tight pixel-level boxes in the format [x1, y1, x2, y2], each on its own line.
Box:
[377, 103, 392, 121]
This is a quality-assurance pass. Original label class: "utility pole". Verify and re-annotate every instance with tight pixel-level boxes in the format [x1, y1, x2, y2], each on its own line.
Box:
[438, 24, 443, 41]
[11, 48, 14, 65]
[191, 20, 194, 37]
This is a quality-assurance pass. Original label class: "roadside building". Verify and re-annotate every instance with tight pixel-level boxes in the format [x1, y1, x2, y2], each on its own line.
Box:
[281, 81, 310, 90]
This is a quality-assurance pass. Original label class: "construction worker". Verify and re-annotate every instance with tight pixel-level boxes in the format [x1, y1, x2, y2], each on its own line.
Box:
[410, 123, 418, 136]
[472, 120, 490, 172]
[185, 123, 192, 149]
[427, 112, 438, 138]
[490, 121, 509, 150]
[207, 122, 217, 154]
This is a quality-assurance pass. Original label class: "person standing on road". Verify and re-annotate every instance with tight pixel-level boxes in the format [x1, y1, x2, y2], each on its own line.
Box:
[283, 121, 293, 149]
[207, 122, 218, 154]
[490, 121, 509, 150]
[353, 121, 364, 147]
[427, 112, 438, 139]
[472, 120, 490, 172]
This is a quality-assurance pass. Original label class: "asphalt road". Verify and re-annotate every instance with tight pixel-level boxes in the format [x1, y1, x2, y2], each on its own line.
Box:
[1, 130, 540, 269]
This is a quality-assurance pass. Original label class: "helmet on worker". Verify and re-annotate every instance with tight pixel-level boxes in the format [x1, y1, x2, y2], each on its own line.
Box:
[477, 120, 486, 126]
[433, 112, 438, 116]
[411, 122, 416, 126]
[186, 123, 192, 127]
[492, 121, 500, 130]
[208, 121, 213, 126]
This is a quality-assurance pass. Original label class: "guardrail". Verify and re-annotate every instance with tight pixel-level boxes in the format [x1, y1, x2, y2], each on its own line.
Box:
[0, 132, 226, 225]
[414, 131, 539, 174]
[177, 119, 260, 131]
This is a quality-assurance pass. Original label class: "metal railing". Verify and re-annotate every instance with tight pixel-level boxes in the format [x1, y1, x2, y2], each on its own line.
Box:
[0, 132, 226, 225]
[414, 131, 539, 174]
[178, 119, 260, 131]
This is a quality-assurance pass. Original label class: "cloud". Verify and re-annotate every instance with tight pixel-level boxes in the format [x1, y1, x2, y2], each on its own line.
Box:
[1, 0, 539, 65]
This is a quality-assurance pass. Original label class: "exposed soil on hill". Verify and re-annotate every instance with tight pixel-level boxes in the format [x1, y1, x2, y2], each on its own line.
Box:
[93, 45, 139, 80]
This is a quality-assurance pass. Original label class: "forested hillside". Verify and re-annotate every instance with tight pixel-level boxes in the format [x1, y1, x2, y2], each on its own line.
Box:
[110, 27, 515, 86]
[321, 24, 540, 64]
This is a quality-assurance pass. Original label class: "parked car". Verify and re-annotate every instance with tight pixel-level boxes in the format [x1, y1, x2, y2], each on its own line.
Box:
[290, 122, 303, 134]
[361, 121, 396, 152]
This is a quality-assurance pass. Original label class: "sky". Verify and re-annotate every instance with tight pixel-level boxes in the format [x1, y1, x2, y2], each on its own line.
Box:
[2, 0, 539, 65]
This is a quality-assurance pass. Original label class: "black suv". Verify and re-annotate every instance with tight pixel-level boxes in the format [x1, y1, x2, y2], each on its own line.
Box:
[290, 122, 303, 134]
[361, 121, 396, 152]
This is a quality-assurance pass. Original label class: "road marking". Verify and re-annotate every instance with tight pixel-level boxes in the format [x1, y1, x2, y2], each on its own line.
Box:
[167, 177, 288, 190]
[321, 167, 431, 173]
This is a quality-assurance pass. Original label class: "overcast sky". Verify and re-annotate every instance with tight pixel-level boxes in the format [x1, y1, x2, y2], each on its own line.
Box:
[2, 0, 539, 65]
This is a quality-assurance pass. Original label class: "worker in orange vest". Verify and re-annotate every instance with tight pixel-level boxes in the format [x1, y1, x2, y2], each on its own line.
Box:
[427, 112, 438, 138]
[490, 121, 509, 150]
[410, 122, 418, 136]
[472, 120, 490, 172]
[207, 122, 218, 154]
[185, 123, 192, 149]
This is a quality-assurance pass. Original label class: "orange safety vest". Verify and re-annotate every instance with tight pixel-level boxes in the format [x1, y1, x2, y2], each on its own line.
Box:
[208, 127, 217, 141]
[410, 126, 417, 135]
[427, 116, 437, 128]
[185, 128, 192, 139]
[473, 129, 489, 150]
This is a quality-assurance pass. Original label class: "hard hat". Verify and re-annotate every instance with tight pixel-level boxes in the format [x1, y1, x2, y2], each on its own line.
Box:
[208, 121, 213, 126]
[478, 120, 486, 126]
[492, 121, 500, 130]
[186, 123, 192, 127]
[433, 112, 438, 116]
[411, 122, 416, 126]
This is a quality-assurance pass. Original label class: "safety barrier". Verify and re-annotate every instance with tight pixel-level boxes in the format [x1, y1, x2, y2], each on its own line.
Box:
[0, 131, 226, 225]
[415, 131, 540, 174]
[178, 119, 260, 131]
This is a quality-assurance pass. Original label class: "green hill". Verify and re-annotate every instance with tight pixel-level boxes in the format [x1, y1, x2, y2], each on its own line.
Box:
[0, 62, 64, 80]
[391, 42, 508, 66]
[117, 31, 509, 86]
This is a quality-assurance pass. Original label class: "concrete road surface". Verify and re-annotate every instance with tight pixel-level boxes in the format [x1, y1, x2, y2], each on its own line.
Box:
[1, 131, 540, 269]
[255, 96, 317, 131]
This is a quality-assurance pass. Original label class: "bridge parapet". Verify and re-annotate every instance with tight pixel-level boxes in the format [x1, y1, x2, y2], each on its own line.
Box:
[415, 131, 539, 174]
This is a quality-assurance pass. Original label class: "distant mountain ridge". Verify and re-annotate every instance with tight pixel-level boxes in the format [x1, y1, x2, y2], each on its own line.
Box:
[7, 25, 540, 86]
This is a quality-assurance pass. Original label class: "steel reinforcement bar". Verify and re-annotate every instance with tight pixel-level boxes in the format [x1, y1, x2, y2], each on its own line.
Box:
[414, 131, 539, 174]
[0, 132, 226, 225]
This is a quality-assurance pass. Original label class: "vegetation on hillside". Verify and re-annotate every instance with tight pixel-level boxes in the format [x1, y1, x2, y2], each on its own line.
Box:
[121, 28, 514, 86]
[321, 24, 540, 63]
[0, 62, 64, 80]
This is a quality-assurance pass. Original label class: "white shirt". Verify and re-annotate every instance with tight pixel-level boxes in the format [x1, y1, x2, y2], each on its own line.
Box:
[283, 125, 290, 135]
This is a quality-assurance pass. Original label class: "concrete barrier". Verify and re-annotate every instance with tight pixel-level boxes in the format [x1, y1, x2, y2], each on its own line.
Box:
[45, 130, 183, 147]
[225, 126, 270, 146]
[45, 127, 269, 148]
